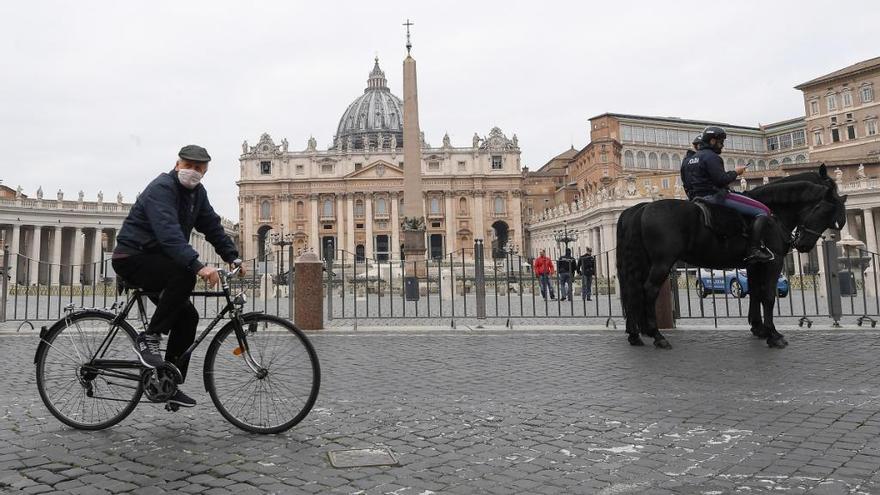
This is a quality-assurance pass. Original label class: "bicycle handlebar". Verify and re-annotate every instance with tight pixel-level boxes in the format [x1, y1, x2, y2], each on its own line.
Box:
[218, 259, 243, 284]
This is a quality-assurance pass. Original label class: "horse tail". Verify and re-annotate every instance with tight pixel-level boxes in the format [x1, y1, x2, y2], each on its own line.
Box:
[617, 203, 650, 334]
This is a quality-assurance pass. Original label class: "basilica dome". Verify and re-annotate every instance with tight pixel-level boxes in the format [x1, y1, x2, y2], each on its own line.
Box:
[334, 58, 403, 151]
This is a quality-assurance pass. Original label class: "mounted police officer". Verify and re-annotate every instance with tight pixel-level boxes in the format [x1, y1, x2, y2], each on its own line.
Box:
[112, 145, 243, 408]
[681, 126, 774, 263]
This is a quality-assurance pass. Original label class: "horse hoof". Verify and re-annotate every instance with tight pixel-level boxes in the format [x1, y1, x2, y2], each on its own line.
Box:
[654, 338, 672, 349]
[767, 337, 788, 348]
[628, 335, 645, 346]
[751, 327, 768, 338]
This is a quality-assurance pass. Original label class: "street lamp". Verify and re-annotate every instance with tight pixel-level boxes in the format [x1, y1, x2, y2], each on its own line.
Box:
[553, 221, 579, 253]
[269, 225, 295, 283]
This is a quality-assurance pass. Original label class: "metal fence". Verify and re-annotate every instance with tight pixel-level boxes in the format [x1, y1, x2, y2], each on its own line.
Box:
[4, 238, 880, 328]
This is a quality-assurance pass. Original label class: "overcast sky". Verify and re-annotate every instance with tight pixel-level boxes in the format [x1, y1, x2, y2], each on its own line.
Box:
[2, 1, 878, 218]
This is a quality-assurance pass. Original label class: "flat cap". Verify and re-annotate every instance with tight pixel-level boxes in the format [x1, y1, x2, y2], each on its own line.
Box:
[178, 144, 211, 163]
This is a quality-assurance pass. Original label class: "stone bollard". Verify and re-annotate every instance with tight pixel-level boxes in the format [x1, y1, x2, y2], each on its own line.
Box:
[294, 251, 324, 330]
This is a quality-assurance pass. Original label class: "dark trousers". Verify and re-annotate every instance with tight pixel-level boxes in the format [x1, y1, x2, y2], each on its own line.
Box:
[112, 254, 198, 380]
[581, 273, 593, 299]
[559, 273, 573, 300]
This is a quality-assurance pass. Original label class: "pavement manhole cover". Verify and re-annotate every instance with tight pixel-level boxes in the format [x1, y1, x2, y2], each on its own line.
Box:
[327, 448, 399, 468]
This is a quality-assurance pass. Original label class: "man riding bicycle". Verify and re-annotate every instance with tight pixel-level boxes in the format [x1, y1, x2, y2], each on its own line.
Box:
[112, 145, 243, 408]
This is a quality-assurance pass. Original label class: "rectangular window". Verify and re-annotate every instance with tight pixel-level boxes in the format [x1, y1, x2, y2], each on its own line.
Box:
[847, 125, 856, 140]
[732, 135, 743, 150]
[295, 164, 304, 175]
[260, 161, 271, 174]
[633, 126, 644, 142]
[356, 223, 364, 229]
[810, 100, 819, 115]
[491, 156, 503, 170]
[354, 162, 363, 171]
[458, 161, 466, 171]
[661, 178, 670, 189]
[779, 133, 792, 149]
[792, 130, 806, 146]
[657, 129, 668, 145]
[831, 116, 838, 125]
[321, 164, 333, 174]
[846, 112, 854, 121]
[862, 86, 874, 103]
[813, 130, 823, 145]
[827, 94, 837, 111]
[744, 136, 754, 151]
[868, 120, 878, 136]
[843, 91, 853, 107]
[831, 128, 840, 143]
[645, 127, 656, 143]
[767, 136, 779, 151]
[621, 125, 632, 141]
[428, 160, 440, 170]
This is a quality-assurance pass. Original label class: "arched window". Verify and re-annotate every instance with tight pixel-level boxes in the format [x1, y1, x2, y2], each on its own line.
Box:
[795, 154, 807, 163]
[295, 201, 304, 219]
[671, 154, 681, 167]
[648, 152, 658, 169]
[459, 197, 468, 215]
[494, 197, 505, 214]
[260, 200, 271, 220]
[737, 158, 746, 167]
[636, 151, 647, 168]
[769, 159, 779, 169]
[376, 197, 387, 215]
[782, 157, 792, 164]
[624, 150, 635, 168]
[430, 197, 441, 214]
[355, 199, 364, 217]
[756, 160, 766, 170]
[660, 153, 670, 169]
[322, 199, 333, 217]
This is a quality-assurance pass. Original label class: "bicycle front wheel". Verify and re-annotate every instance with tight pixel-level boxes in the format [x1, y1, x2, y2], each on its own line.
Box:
[35, 310, 144, 430]
[204, 314, 320, 434]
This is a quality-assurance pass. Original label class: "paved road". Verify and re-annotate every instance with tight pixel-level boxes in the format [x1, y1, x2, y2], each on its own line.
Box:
[3, 329, 880, 494]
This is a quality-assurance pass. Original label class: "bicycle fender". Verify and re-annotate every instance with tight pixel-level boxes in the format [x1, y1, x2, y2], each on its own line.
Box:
[34, 310, 117, 365]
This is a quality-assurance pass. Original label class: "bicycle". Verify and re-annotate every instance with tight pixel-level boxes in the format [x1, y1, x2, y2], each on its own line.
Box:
[34, 262, 320, 434]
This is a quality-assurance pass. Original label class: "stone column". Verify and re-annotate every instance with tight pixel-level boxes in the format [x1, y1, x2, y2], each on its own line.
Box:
[50, 226, 63, 285]
[294, 251, 324, 330]
[9, 224, 20, 284]
[364, 193, 374, 259]
[91, 228, 103, 282]
[28, 226, 42, 285]
[346, 193, 355, 256]
[445, 192, 455, 253]
[863, 208, 879, 295]
[280, 194, 290, 233]
[816, 241, 828, 297]
[71, 227, 84, 285]
[473, 191, 485, 241]
[243, 195, 255, 260]
[391, 193, 400, 259]
[511, 191, 523, 251]
[309, 193, 320, 254]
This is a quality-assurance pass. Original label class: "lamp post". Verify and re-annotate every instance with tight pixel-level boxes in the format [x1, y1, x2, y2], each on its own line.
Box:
[269, 225, 295, 283]
[553, 221, 579, 255]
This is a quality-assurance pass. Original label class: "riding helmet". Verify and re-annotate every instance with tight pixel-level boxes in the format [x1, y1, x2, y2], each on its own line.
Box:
[692, 134, 703, 146]
[701, 126, 727, 144]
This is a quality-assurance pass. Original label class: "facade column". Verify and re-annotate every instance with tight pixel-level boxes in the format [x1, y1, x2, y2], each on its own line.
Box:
[336, 194, 346, 258]
[863, 208, 879, 296]
[391, 193, 400, 259]
[243, 196, 255, 260]
[511, 191, 523, 252]
[309, 194, 320, 254]
[601, 222, 617, 281]
[444, 192, 455, 253]
[473, 191, 485, 241]
[280, 194, 290, 233]
[71, 227, 84, 284]
[91, 228, 103, 282]
[364, 193, 374, 259]
[50, 226, 63, 285]
[28, 226, 42, 285]
[346, 193, 355, 255]
[9, 224, 21, 284]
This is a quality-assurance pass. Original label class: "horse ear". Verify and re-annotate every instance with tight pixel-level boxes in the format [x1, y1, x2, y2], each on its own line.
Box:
[819, 163, 828, 177]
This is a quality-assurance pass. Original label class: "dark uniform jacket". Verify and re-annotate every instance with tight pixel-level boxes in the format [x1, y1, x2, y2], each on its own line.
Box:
[576, 254, 595, 276]
[680, 148, 737, 200]
[114, 170, 239, 273]
[557, 254, 577, 276]
[680, 150, 695, 199]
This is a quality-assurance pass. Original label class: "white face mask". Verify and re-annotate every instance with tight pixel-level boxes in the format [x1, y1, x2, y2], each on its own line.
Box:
[178, 169, 203, 189]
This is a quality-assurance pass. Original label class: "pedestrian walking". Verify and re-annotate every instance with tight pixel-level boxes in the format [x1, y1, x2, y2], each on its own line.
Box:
[533, 249, 556, 300]
[577, 247, 596, 301]
[557, 248, 576, 301]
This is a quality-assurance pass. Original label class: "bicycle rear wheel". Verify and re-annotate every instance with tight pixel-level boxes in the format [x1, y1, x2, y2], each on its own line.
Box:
[35, 310, 144, 430]
[204, 314, 320, 434]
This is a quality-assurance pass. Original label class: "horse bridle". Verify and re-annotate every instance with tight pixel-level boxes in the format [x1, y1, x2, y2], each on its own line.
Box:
[790, 199, 843, 245]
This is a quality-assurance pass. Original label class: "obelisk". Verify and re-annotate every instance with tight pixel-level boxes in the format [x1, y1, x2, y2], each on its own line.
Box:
[401, 19, 426, 296]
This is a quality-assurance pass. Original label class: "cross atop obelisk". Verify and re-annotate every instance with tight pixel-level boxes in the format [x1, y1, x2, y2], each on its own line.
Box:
[403, 19, 414, 55]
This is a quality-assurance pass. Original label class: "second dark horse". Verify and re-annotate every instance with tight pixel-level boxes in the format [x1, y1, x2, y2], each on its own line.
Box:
[617, 164, 847, 349]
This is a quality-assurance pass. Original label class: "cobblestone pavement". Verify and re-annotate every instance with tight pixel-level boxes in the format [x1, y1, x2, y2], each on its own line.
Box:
[3, 329, 880, 494]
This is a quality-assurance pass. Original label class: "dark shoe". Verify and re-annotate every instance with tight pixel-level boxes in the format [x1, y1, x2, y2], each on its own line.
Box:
[168, 390, 196, 408]
[560, 297, 567, 301]
[745, 216, 774, 263]
[133, 333, 165, 369]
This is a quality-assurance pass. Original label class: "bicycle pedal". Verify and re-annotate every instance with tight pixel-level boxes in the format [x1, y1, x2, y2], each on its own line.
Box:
[165, 403, 180, 412]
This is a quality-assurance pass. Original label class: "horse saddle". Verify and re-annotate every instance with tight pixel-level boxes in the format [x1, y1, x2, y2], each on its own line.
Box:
[692, 199, 750, 239]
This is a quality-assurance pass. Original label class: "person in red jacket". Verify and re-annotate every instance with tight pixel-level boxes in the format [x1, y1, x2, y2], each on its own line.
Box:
[533, 249, 556, 300]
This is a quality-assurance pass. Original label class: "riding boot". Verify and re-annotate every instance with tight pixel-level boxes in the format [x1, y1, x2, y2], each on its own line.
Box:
[744, 215, 774, 263]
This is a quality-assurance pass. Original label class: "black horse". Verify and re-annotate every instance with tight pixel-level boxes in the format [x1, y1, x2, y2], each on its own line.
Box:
[617, 164, 847, 349]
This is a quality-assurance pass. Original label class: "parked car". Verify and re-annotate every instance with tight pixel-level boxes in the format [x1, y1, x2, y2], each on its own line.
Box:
[695, 268, 789, 299]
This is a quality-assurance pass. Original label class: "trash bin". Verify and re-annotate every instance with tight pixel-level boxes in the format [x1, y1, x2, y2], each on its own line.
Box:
[404, 276, 420, 301]
[839, 271, 857, 296]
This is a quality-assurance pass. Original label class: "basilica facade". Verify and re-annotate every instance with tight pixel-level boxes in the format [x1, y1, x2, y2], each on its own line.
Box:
[237, 59, 524, 262]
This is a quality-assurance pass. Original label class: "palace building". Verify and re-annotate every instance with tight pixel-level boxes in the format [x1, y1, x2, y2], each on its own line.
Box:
[237, 59, 524, 262]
